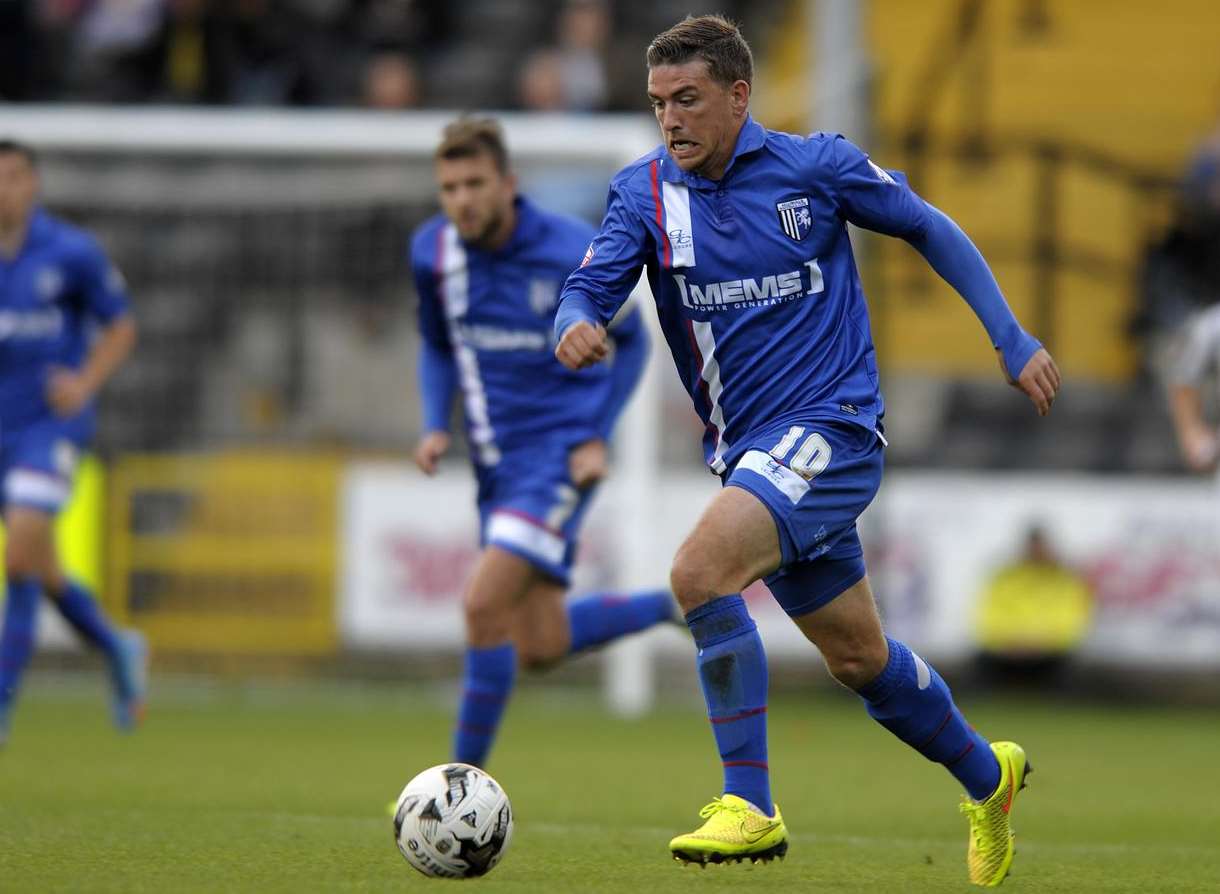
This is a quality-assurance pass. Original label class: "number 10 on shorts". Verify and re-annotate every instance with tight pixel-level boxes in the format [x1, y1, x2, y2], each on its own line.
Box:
[769, 426, 831, 480]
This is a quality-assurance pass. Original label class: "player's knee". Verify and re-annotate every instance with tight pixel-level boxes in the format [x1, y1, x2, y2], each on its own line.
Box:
[669, 550, 717, 614]
[463, 597, 511, 647]
[517, 649, 562, 673]
[5, 545, 44, 582]
[822, 637, 888, 690]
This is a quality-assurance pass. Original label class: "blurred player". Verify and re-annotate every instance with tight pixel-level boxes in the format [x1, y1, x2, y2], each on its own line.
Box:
[410, 118, 674, 770]
[554, 16, 1060, 886]
[1168, 303, 1220, 472]
[0, 140, 145, 747]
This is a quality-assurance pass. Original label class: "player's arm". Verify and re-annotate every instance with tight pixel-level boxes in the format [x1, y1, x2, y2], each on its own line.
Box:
[411, 243, 458, 475]
[830, 135, 1060, 416]
[554, 182, 651, 370]
[1167, 311, 1219, 471]
[49, 240, 137, 418]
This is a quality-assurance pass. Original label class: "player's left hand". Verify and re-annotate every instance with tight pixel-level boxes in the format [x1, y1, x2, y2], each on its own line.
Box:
[569, 438, 609, 489]
[999, 348, 1061, 417]
[46, 367, 94, 417]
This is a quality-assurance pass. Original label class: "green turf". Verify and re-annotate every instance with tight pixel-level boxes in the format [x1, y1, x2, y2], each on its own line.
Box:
[2, 673, 1218, 892]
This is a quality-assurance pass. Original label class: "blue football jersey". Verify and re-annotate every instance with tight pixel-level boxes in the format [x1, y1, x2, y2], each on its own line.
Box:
[0, 209, 130, 431]
[411, 197, 642, 465]
[559, 116, 935, 473]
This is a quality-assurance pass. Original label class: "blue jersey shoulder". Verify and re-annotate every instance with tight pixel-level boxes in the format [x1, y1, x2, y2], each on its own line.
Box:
[409, 212, 448, 270]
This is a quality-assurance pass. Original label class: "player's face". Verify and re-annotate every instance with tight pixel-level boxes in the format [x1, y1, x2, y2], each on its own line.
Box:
[0, 152, 39, 233]
[435, 153, 516, 246]
[647, 60, 749, 180]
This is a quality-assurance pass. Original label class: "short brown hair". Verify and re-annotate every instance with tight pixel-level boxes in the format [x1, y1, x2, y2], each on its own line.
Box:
[435, 117, 509, 173]
[646, 14, 753, 87]
[0, 139, 37, 168]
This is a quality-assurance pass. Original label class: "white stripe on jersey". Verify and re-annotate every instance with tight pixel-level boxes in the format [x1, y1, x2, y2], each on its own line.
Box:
[691, 320, 731, 473]
[661, 181, 697, 268]
[440, 224, 501, 466]
[486, 511, 567, 566]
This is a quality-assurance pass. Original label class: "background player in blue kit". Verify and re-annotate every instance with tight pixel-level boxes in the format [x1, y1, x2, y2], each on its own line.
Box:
[410, 118, 675, 770]
[554, 16, 1061, 888]
[0, 140, 145, 747]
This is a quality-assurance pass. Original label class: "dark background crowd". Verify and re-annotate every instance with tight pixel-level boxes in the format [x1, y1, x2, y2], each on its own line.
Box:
[0, 0, 783, 111]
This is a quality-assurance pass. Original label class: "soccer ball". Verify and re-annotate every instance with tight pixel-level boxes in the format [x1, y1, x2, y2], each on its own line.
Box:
[392, 763, 513, 879]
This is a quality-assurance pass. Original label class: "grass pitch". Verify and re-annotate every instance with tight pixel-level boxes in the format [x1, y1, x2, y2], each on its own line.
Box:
[2, 671, 1218, 892]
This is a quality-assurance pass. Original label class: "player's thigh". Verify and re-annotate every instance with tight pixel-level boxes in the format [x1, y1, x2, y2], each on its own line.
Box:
[670, 485, 783, 611]
[462, 546, 539, 647]
[790, 574, 888, 686]
[509, 579, 569, 670]
[3, 505, 61, 582]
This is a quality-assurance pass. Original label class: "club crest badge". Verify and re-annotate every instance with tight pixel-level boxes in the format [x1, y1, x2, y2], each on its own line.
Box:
[776, 196, 813, 242]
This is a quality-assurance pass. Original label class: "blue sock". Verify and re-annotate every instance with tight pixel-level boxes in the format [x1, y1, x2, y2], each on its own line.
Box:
[453, 643, 516, 768]
[567, 589, 675, 654]
[52, 580, 123, 662]
[686, 594, 773, 816]
[857, 637, 1001, 800]
[0, 578, 41, 711]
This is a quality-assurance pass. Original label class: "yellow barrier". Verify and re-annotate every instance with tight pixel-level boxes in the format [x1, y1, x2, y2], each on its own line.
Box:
[0, 455, 106, 596]
[107, 451, 340, 656]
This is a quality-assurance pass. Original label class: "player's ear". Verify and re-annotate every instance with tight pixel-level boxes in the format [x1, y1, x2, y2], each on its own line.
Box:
[729, 79, 750, 117]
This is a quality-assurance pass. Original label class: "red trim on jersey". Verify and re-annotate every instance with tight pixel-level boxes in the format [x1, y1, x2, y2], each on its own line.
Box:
[650, 160, 672, 268]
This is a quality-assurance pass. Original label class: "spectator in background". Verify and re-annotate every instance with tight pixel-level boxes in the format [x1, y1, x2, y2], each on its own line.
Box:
[555, 0, 610, 111]
[517, 48, 567, 112]
[1136, 116, 1220, 409]
[1168, 301, 1220, 472]
[0, 0, 38, 101]
[973, 524, 1093, 685]
[362, 51, 421, 110]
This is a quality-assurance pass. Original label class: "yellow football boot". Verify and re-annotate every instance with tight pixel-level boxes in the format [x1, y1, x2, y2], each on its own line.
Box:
[669, 795, 788, 866]
[960, 741, 1032, 887]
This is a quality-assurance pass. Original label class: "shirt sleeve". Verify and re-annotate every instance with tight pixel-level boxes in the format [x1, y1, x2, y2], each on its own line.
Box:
[829, 135, 930, 238]
[71, 234, 130, 324]
[554, 180, 652, 341]
[410, 233, 458, 432]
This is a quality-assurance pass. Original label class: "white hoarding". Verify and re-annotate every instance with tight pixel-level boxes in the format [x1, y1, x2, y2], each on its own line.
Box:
[341, 463, 1220, 668]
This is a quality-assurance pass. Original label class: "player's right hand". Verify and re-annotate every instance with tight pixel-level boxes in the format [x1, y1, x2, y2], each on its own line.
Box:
[1180, 425, 1219, 473]
[414, 431, 451, 476]
[1000, 348, 1061, 417]
[555, 321, 609, 370]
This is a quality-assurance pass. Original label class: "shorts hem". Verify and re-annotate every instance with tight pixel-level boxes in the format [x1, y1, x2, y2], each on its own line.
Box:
[777, 567, 866, 619]
[484, 540, 572, 587]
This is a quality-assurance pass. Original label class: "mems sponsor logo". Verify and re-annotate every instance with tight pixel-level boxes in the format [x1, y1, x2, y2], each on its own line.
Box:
[456, 323, 548, 352]
[0, 309, 63, 340]
[672, 260, 823, 312]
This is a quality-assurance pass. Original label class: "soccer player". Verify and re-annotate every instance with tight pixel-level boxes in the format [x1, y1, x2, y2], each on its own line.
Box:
[410, 118, 675, 770]
[0, 140, 145, 747]
[553, 16, 1061, 887]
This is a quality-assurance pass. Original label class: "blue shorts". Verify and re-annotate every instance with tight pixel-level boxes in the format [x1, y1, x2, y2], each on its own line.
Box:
[474, 446, 596, 586]
[0, 415, 91, 514]
[724, 419, 884, 618]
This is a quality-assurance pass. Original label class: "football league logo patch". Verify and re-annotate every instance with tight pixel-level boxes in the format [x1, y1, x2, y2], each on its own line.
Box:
[776, 196, 813, 242]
